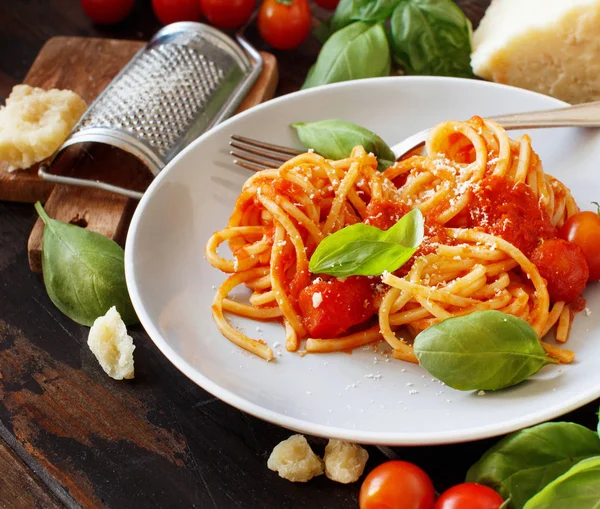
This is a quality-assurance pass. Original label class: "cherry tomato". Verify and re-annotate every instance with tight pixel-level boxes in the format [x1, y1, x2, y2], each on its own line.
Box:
[314, 0, 340, 9]
[258, 0, 312, 50]
[81, 0, 135, 24]
[559, 204, 600, 281]
[530, 238, 589, 302]
[200, 0, 256, 29]
[152, 0, 203, 24]
[434, 483, 504, 509]
[360, 461, 436, 509]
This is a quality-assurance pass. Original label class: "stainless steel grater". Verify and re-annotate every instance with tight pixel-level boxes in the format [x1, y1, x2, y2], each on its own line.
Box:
[39, 22, 263, 199]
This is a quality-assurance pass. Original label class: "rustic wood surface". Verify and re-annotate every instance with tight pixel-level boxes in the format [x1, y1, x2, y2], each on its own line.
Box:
[1, 1, 599, 508]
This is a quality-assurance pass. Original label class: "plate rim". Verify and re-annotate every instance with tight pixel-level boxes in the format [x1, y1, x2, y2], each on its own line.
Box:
[125, 75, 600, 445]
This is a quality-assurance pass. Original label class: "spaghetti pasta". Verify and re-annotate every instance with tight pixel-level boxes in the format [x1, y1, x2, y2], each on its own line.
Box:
[206, 117, 586, 363]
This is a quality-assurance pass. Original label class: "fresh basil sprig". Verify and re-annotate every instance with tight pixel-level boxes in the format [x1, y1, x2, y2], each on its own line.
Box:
[522, 456, 600, 509]
[291, 119, 396, 171]
[390, 0, 474, 77]
[414, 311, 558, 391]
[309, 208, 424, 277]
[302, 21, 391, 89]
[331, 0, 398, 33]
[467, 422, 600, 509]
[35, 202, 138, 327]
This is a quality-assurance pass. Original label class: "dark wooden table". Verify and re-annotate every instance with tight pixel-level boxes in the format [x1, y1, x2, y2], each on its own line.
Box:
[1, 1, 599, 508]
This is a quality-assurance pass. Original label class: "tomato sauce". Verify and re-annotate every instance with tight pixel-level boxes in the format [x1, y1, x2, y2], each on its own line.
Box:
[298, 277, 376, 338]
[468, 176, 557, 256]
[364, 200, 409, 230]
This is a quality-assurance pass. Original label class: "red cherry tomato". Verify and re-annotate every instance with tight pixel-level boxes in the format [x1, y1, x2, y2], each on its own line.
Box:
[258, 0, 312, 50]
[530, 238, 589, 302]
[152, 0, 203, 24]
[434, 483, 504, 509]
[314, 0, 340, 9]
[360, 461, 436, 509]
[81, 0, 135, 24]
[199, 0, 256, 29]
[559, 204, 600, 281]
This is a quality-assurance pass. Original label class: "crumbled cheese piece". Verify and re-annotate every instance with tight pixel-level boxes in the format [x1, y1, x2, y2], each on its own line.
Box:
[87, 306, 135, 380]
[323, 440, 369, 484]
[478, 390, 486, 396]
[471, 0, 600, 103]
[312, 292, 323, 308]
[267, 435, 324, 482]
[584, 307, 592, 316]
[0, 85, 87, 170]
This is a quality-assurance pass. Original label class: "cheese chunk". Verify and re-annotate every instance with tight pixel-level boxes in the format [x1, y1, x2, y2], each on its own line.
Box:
[267, 435, 324, 482]
[88, 306, 135, 380]
[471, 0, 600, 104]
[323, 439, 369, 484]
[0, 84, 87, 170]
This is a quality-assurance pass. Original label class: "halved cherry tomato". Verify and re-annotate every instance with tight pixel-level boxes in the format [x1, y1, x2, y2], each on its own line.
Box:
[559, 203, 600, 281]
[314, 0, 340, 9]
[152, 0, 203, 24]
[199, 0, 256, 29]
[81, 0, 135, 24]
[530, 238, 589, 302]
[434, 483, 504, 509]
[359, 460, 436, 509]
[258, 0, 312, 50]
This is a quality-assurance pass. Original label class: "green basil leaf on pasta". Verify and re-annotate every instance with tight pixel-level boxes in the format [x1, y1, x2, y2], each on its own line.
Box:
[302, 21, 390, 89]
[467, 422, 600, 509]
[390, 0, 474, 77]
[309, 208, 424, 277]
[522, 456, 600, 509]
[331, 0, 399, 33]
[35, 202, 138, 327]
[414, 310, 558, 391]
[291, 119, 396, 170]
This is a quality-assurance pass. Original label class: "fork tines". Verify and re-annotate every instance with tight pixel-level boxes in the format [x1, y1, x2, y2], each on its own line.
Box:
[230, 135, 302, 172]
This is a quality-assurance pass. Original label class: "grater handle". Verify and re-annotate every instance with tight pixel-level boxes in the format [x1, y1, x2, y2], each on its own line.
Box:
[38, 166, 144, 200]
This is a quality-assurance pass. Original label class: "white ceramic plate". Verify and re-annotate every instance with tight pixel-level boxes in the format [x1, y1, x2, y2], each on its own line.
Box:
[125, 77, 600, 445]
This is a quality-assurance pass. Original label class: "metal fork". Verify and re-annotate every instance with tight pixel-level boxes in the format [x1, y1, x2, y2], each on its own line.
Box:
[230, 100, 600, 171]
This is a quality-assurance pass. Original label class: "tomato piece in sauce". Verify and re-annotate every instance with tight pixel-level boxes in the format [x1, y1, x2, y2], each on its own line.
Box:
[469, 176, 556, 255]
[530, 239, 589, 302]
[298, 277, 376, 338]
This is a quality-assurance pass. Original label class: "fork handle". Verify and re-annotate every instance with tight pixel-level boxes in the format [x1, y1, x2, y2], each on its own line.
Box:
[490, 101, 600, 129]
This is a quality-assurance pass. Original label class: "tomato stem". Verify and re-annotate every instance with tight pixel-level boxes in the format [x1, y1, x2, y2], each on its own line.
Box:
[593, 201, 600, 217]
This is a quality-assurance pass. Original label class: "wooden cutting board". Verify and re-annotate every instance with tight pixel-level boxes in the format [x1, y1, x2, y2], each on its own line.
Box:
[0, 36, 278, 271]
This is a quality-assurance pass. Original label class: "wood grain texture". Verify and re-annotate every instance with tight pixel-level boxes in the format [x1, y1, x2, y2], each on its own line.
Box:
[17, 38, 278, 271]
[1, 2, 600, 509]
[0, 438, 61, 509]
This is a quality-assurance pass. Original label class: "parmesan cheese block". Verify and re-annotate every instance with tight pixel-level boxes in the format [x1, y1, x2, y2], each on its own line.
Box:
[471, 0, 600, 104]
[0, 85, 87, 170]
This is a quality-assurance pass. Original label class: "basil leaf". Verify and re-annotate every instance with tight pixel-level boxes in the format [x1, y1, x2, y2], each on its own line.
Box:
[331, 0, 399, 32]
[302, 22, 391, 89]
[309, 208, 424, 277]
[35, 202, 138, 327]
[291, 119, 396, 171]
[390, 0, 474, 77]
[467, 422, 600, 509]
[414, 310, 558, 391]
[523, 456, 600, 509]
